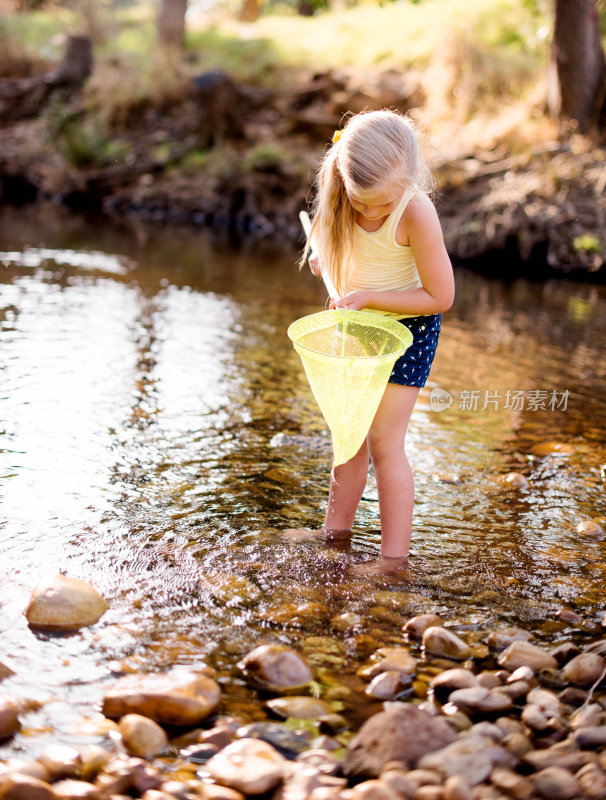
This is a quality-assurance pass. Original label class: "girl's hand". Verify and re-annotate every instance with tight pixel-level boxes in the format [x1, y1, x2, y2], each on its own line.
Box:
[331, 290, 368, 311]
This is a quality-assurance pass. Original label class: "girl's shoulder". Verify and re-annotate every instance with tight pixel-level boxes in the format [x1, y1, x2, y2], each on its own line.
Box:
[397, 192, 438, 245]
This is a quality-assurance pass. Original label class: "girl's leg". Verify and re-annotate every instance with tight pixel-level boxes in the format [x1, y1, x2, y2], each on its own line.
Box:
[366, 383, 419, 560]
[324, 440, 369, 535]
[283, 441, 369, 541]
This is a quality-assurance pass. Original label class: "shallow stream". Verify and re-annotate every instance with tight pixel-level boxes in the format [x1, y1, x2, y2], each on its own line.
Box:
[1, 204, 605, 757]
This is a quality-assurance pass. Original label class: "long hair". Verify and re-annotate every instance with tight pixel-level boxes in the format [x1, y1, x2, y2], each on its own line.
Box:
[300, 110, 432, 297]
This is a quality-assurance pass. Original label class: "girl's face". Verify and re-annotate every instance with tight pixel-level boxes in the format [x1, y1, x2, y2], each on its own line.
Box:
[347, 184, 403, 222]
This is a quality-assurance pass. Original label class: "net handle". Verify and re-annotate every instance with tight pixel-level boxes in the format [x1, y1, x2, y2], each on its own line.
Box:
[299, 210, 339, 301]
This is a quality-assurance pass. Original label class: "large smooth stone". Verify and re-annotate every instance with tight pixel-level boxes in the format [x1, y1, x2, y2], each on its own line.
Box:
[342, 704, 457, 778]
[422, 627, 472, 660]
[205, 738, 286, 794]
[430, 669, 479, 704]
[0, 697, 20, 740]
[25, 576, 107, 632]
[266, 697, 332, 719]
[486, 627, 533, 650]
[102, 670, 220, 726]
[497, 641, 558, 672]
[0, 773, 57, 799]
[419, 737, 515, 786]
[530, 442, 574, 457]
[119, 714, 168, 757]
[238, 645, 313, 691]
[562, 653, 606, 686]
[404, 614, 443, 640]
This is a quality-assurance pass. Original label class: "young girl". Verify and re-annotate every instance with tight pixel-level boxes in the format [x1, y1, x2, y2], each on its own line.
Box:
[289, 109, 454, 574]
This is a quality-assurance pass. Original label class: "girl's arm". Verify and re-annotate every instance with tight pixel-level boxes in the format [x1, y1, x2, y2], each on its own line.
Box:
[332, 195, 454, 315]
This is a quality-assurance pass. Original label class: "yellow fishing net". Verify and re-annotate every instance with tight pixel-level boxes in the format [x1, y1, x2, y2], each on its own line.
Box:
[288, 310, 413, 466]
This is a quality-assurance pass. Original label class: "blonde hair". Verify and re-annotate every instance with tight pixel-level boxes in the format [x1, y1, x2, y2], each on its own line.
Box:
[301, 110, 432, 296]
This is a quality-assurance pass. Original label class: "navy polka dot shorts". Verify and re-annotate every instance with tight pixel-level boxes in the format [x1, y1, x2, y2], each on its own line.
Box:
[389, 314, 441, 388]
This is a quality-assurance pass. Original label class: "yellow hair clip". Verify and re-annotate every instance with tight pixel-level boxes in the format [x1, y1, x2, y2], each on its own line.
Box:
[332, 130, 342, 143]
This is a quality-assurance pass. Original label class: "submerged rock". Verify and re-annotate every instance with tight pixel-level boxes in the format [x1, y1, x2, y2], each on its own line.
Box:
[25, 575, 107, 632]
[239, 644, 313, 691]
[404, 614, 443, 640]
[530, 441, 574, 457]
[102, 670, 221, 726]
[422, 627, 472, 661]
[576, 519, 605, 540]
[343, 703, 457, 778]
[0, 696, 20, 740]
[118, 713, 168, 758]
[205, 738, 286, 794]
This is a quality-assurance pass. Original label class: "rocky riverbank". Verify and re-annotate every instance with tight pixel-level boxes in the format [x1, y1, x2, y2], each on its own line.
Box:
[2, 575, 606, 800]
[1, 62, 605, 282]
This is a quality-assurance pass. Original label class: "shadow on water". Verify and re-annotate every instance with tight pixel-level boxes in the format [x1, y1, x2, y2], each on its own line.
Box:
[0, 203, 605, 753]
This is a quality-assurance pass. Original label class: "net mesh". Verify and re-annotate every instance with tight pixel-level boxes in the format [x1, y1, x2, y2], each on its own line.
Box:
[288, 310, 413, 466]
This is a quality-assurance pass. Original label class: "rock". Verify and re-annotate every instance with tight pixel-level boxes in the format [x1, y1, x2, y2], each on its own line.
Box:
[522, 747, 594, 772]
[419, 737, 514, 786]
[349, 779, 400, 800]
[331, 613, 364, 632]
[358, 649, 417, 678]
[266, 697, 332, 719]
[102, 671, 220, 726]
[203, 786, 246, 800]
[295, 749, 342, 774]
[205, 738, 286, 794]
[576, 520, 605, 539]
[497, 641, 558, 672]
[570, 703, 603, 729]
[430, 669, 479, 704]
[486, 628, 533, 650]
[496, 472, 528, 489]
[0, 662, 15, 680]
[530, 766, 581, 799]
[238, 645, 313, 691]
[561, 652, 606, 686]
[0, 760, 48, 782]
[50, 779, 99, 798]
[576, 763, 606, 799]
[422, 627, 472, 660]
[572, 726, 606, 748]
[236, 722, 312, 756]
[365, 671, 412, 700]
[447, 687, 513, 716]
[404, 614, 443, 640]
[443, 774, 474, 800]
[0, 773, 57, 799]
[490, 767, 534, 800]
[530, 441, 574, 457]
[0, 697, 20, 740]
[119, 714, 168, 758]
[25, 575, 107, 632]
[342, 703, 456, 778]
[37, 746, 82, 780]
[549, 642, 581, 665]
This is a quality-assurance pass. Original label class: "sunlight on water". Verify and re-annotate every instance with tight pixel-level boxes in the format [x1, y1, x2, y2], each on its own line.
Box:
[0, 204, 605, 756]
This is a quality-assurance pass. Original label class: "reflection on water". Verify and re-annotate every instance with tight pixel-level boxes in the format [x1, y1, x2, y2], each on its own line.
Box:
[0, 204, 605, 755]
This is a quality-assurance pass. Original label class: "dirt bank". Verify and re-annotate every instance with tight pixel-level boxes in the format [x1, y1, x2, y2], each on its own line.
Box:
[1, 65, 605, 281]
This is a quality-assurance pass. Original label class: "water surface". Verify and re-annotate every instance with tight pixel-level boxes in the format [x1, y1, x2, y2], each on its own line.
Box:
[1, 204, 605, 756]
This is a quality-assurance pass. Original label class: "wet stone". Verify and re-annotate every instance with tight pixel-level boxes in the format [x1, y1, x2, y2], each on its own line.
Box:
[419, 737, 514, 786]
[0, 697, 19, 740]
[204, 738, 286, 795]
[572, 726, 606, 748]
[342, 703, 456, 778]
[422, 627, 472, 661]
[236, 722, 312, 756]
[561, 652, 606, 686]
[365, 670, 413, 700]
[404, 614, 443, 640]
[486, 628, 533, 651]
[430, 668, 479, 703]
[531, 766, 581, 799]
[570, 703, 604, 729]
[576, 519, 605, 539]
[448, 687, 513, 716]
[489, 767, 534, 800]
[239, 644, 313, 691]
[358, 649, 417, 678]
[497, 641, 558, 672]
[37, 745, 82, 780]
[0, 662, 15, 681]
[576, 763, 606, 799]
[0, 773, 57, 800]
[51, 779, 100, 798]
[25, 575, 107, 632]
[119, 714, 168, 758]
[549, 642, 581, 665]
[530, 441, 574, 457]
[102, 670, 221, 726]
[266, 697, 333, 719]
[443, 774, 474, 800]
[331, 612, 364, 632]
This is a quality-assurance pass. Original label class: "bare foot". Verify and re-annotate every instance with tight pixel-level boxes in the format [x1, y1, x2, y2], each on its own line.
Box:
[282, 527, 352, 542]
[348, 554, 410, 576]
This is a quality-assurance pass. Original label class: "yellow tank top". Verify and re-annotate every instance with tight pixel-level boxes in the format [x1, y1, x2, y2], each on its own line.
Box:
[347, 189, 422, 319]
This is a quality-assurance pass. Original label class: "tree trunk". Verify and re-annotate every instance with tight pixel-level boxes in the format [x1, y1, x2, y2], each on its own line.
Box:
[239, 0, 259, 23]
[51, 35, 93, 85]
[158, 0, 188, 48]
[549, 0, 606, 132]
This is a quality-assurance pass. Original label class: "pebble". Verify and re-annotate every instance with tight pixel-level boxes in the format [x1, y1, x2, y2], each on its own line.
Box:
[365, 670, 413, 700]
[238, 645, 313, 691]
[266, 697, 333, 719]
[25, 575, 107, 632]
[561, 651, 606, 686]
[119, 714, 168, 758]
[0, 698, 19, 741]
[529, 441, 574, 456]
[486, 628, 533, 650]
[204, 738, 286, 794]
[576, 519, 605, 539]
[530, 766, 581, 799]
[403, 614, 443, 640]
[422, 627, 472, 661]
[497, 641, 558, 672]
[430, 669, 479, 704]
[0, 772, 57, 799]
[343, 704, 456, 778]
[102, 670, 221, 726]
